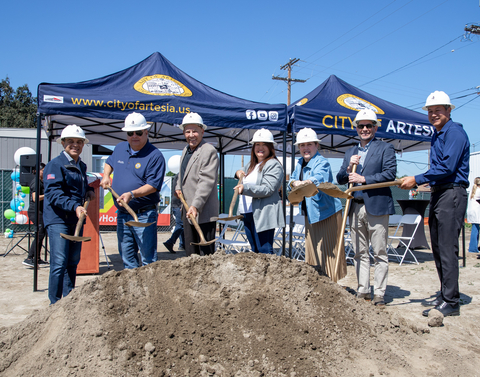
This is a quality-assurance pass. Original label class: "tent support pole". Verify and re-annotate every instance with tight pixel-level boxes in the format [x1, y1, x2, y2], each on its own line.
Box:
[282, 133, 287, 257]
[33, 113, 43, 292]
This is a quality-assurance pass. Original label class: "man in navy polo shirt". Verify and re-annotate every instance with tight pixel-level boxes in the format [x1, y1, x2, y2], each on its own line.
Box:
[401, 91, 470, 317]
[101, 112, 165, 269]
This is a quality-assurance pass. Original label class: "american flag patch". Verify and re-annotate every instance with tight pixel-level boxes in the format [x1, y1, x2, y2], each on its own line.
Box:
[47, 174, 56, 180]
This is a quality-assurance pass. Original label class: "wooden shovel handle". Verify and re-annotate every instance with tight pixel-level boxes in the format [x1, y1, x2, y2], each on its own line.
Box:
[346, 179, 404, 194]
[229, 176, 243, 217]
[74, 199, 90, 237]
[177, 191, 208, 244]
[107, 186, 140, 222]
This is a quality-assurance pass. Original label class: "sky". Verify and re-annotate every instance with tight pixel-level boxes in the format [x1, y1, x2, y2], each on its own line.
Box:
[1, 0, 479, 179]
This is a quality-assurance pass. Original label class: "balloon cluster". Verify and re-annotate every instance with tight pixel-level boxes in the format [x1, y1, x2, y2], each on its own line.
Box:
[4, 228, 14, 238]
[4, 168, 30, 225]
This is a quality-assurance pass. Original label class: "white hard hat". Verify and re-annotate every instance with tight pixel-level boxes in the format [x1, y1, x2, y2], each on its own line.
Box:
[56, 125, 89, 144]
[122, 112, 151, 132]
[179, 112, 207, 130]
[250, 128, 276, 145]
[422, 91, 455, 110]
[294, 128, 320, 145]
[353, 109, 379, 127]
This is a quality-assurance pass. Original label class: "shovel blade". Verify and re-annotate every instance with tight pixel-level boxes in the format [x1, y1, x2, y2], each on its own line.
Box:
[125, 221, 155, 228]
[60, 233, 91, 242]
[191, 238, 217, 246]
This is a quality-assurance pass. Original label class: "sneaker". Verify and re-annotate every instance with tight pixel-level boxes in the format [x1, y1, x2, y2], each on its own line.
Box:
[373, 295, 386, 308]
[163, 242, 176, 254]
[38, 259, 49, 267]
[22, 258, 34, 267]
[357, 292, 371, 301]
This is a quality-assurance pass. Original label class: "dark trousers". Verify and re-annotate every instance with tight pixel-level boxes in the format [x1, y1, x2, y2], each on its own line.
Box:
[429, 186, 467, 306]
[27, 215, 47, 260]
[242, 212, 275, 254]
[182, 210, 216, 256]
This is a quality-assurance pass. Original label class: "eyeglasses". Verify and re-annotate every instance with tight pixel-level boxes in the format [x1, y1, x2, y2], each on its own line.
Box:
[127, 130, 144, 137]
[356, 124, 375, 130]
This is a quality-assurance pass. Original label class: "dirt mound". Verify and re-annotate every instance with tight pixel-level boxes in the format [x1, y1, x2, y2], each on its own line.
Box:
[0, 252, 426, 376]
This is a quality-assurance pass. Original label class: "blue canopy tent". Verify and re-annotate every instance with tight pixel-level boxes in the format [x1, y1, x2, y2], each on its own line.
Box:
[288, 75, 433, 158]
[37, 52, 288, 154]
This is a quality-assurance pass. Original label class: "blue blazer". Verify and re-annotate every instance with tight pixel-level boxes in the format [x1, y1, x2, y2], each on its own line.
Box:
[336, 139, 396, 216]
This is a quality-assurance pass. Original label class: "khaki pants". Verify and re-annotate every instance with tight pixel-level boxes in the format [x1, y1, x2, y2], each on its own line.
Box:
[349, 203, 389, 297]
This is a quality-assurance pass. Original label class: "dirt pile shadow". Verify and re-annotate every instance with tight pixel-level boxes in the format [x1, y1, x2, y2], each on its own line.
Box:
[0, 252, 426, 376]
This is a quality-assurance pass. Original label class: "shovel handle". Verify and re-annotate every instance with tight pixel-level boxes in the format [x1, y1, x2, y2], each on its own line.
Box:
[74, 199, 90, 237]
[332, 164, 357, 283]
[177, 192, 209, 244]
[229, 176, 243, 217]
[107, 186, 140, 222]
[346, 179, 404, 194]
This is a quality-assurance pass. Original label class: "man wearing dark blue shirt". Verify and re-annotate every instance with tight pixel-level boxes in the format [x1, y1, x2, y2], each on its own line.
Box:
[101, 112, 166, 269]
[401, 91, 469, 317]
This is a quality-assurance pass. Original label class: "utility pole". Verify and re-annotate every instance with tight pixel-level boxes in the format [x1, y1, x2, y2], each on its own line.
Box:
[272, 58, 306, 105]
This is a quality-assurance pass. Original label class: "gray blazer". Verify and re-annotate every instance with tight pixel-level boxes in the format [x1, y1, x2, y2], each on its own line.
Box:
[240, 158, 285, 233]
[176, 140, 219, 224]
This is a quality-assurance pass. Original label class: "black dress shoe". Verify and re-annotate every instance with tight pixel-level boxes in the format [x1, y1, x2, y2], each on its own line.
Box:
[422, 301, 460, 317]
[421, 296, 442, 307]
[163, 242, 176, 254]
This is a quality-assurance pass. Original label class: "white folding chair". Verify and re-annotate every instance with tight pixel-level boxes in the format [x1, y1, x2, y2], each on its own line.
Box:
[344, 217, 355, 265]
[387, 214, 421, 265]
[388, 214, 403, 227]
[275, 214, 305, 260]
[216, 215, 251, 254]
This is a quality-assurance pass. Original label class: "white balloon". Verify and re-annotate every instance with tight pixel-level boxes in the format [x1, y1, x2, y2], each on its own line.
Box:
[14, 147, 36, 166]
[168, 155, 181, 174]
[15, 214, 28, 225]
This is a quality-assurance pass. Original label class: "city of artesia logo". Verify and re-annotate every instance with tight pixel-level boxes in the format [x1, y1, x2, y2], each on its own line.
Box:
[336, 94, 384, 114]
[133, 75, 192, 97]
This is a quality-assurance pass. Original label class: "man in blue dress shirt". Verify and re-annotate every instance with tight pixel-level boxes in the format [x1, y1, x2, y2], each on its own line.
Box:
[401, 91, 470, 317]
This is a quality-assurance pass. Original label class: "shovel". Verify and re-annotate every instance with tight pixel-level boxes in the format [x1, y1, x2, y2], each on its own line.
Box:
[60, 199, 92, 242]
[212, 176, 244, 221]
[178, 192, 218, 246]
[288, 181, 319, 205]
[107, 186, 155, 228]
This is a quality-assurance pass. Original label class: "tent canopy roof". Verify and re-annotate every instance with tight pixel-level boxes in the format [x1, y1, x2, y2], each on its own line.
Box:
[37, 52, 288, 155]
[288, 75, 433, 157]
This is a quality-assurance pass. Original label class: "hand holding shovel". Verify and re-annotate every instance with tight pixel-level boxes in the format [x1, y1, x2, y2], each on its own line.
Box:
[60, 199, 91, 242]
[212, 176, 244, 221]
[107, 186, 155, 228]
[178, 192, 217, 246]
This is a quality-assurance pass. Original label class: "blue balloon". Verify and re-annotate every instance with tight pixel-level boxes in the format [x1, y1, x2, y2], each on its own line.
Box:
[16, 184, 21, 191]
[10, 171, 20, 182]
[20, 193, 26, 198]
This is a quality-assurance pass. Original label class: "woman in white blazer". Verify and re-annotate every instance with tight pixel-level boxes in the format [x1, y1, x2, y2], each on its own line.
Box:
[234, 129, 285, 254]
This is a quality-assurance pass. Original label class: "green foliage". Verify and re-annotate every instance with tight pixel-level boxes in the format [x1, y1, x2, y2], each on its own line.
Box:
[0, 77, 37, 128]
[166, 171, 175, 176]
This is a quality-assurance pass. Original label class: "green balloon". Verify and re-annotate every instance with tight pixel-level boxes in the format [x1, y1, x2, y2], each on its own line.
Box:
[4, 209, 15, 219]
[5, 228, 11, 233]
[21, 186, 30, 194]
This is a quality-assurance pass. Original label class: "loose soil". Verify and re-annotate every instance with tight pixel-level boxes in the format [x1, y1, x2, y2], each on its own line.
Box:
[0, 231, 479, 376]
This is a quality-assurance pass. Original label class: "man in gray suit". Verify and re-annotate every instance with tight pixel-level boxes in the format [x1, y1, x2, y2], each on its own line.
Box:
[336, 109, 397, 307]
[175, 112, 219, 256]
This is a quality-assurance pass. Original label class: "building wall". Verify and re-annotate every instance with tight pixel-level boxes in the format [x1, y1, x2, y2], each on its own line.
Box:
[0, 128, 93, 170]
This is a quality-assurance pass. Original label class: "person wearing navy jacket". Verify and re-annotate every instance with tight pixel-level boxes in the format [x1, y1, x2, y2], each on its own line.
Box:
[401, 91, 469, 318]
[337, 109, 397, 308]
[43, 125, 95, 305]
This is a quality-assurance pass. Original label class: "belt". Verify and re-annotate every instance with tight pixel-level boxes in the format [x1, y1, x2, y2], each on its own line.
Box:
[119, 204, 156, 215]
[352, 198, 364, 204]
[430, 183, 468, 193]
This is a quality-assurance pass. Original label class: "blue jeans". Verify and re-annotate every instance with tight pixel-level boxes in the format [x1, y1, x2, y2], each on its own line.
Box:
[165, 206, 184, 248]
[117, 209, 158, 269]
[47, 223, 83, 305]
[469, 223, 479, 253]
[241, 212, 275, 254]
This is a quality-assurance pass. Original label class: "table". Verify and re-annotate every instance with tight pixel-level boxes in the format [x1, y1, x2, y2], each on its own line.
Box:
[397, 199, 430, 249]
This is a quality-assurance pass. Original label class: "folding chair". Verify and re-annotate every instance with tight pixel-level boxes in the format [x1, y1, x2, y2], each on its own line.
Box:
[387, 214, 421, 265]
[344, 218, 355, 265]
[216, 216, 250, 254]
[275, 214, 305, 260]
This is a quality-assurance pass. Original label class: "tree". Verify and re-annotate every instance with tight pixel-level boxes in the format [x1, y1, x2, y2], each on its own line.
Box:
[0, 77, 37, 128]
